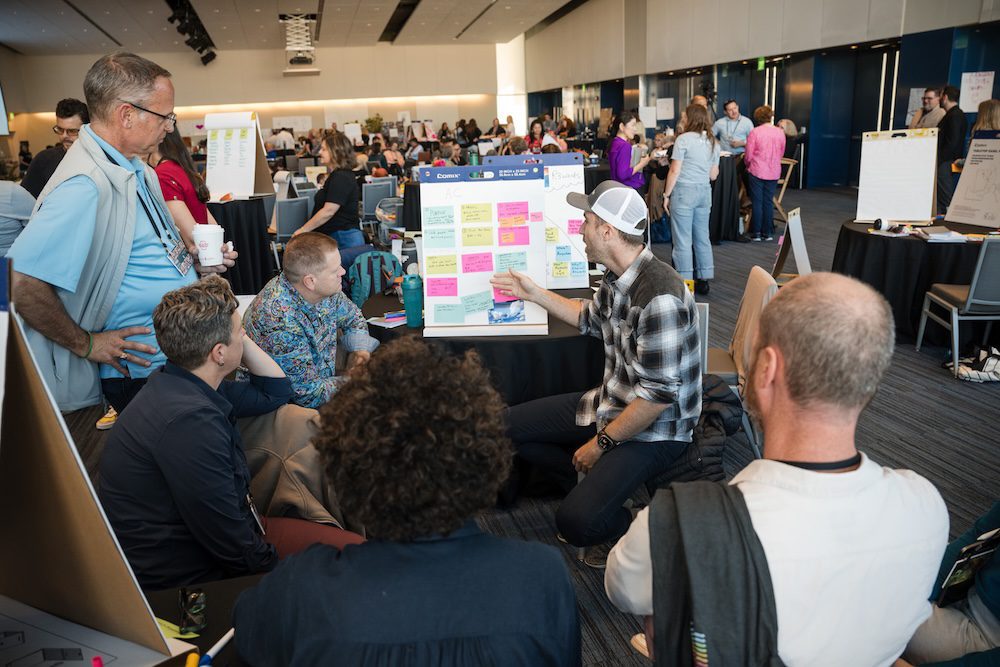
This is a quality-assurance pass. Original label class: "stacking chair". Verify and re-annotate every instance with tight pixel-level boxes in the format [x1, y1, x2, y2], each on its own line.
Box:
[772, 158, 798, 222]
[916, 237, 1000, 377]
[270, 196, 310, 269]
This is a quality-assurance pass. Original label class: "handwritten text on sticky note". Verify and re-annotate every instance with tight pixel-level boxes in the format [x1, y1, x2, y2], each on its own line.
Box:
[424, 206, 455, 227]
[426, 278, 458, 297]
[462, 226, 493, 246]
[462, 252, 494, 273]
[461, 203, 492, 224]
[498, 226, 530, 246]
[426, 255, 457, 275]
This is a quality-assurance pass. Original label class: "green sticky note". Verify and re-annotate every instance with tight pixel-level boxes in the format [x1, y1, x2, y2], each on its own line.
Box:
[423, 205, 455, 227]
[434, 303, 466, 324]
[424, 227, 456, 249]
[496, 251, 528, 272]
[461, 290, 493, 314]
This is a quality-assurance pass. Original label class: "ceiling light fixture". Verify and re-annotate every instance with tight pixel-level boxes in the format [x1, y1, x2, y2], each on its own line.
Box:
[165, 0, 216, 66]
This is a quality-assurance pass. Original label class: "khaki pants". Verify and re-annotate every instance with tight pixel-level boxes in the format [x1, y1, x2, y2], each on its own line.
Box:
[904, 600, 994, 663]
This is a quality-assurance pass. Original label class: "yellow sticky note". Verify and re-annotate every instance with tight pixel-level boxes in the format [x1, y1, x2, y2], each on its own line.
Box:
[462, 226, 494, 247]
[461, 203, 493, 224]
[545, 226, 559, 243]
[426, 255, 458, 275]
[239, 128, 249, 139]
[552, 262, 570, 278]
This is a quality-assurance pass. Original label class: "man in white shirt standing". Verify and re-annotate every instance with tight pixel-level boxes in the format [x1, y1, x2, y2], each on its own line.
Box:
[605, 272, 949, 666]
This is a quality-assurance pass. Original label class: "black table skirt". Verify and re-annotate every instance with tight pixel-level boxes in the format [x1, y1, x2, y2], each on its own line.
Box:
[362, 289, 604, 407]
[584, 164, 611, 192]
[147, 574, 263, 666]
[401, 181, 422, 231]
[831, 220, 994, 345]
[708, 155, 740, 244]
[566, 138, 594, 154]
[208, 199, 277, 295]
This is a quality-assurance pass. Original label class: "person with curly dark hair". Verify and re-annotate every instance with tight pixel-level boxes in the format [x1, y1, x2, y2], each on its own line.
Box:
[233, 337, 582, 666]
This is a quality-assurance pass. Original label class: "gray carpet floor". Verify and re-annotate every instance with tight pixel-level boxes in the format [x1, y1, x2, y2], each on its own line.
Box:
[66, 187, 999, 666]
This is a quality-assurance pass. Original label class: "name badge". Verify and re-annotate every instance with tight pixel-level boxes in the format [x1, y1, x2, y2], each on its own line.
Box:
[166, 239, 194, 276]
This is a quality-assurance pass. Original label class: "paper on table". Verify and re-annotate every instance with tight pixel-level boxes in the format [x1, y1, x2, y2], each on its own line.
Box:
[367, 316, 407, 329]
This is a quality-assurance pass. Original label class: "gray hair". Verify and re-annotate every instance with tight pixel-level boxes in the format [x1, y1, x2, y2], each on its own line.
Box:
[754, 272, 894, 411]
[84, 52, 171, 123]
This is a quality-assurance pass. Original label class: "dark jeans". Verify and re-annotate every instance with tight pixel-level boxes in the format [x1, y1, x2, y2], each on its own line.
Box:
[936, 161, 956, 214]
[506, 392, 686, 547]
[748, 173, 777, 237]
[101, 377, 148, 413]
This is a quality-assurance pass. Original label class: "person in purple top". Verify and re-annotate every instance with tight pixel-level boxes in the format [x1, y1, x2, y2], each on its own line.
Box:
[608, 111, 651, 194]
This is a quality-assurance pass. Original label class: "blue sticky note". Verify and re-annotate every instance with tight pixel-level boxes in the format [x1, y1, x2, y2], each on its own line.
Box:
[461, 290, 493, 314]
[496, 251, 528, 272]
[555, 245, 572, 261]
[571, 261, 587, 276]
[424, 227, 456, 249]
[434, 303, 466, 324]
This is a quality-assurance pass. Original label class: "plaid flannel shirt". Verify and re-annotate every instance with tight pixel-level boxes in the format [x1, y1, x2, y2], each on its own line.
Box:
[577, 248, 701, 443]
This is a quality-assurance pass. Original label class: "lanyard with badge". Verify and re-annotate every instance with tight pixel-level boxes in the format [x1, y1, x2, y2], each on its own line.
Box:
[100, 146, 193, 276]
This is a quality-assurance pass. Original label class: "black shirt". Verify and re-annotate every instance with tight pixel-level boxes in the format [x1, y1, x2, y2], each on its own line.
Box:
[234, 521, 582, 666]
[99, 363, 293, 590]
[314, 168, 360, 234]
[20, 145, 66, 198]
[937, 105, 968, 164]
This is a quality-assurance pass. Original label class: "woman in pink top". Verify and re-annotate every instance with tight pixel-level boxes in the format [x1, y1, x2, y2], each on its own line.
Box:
[149, 130, 219, 249]
[743, 105, 786, 241]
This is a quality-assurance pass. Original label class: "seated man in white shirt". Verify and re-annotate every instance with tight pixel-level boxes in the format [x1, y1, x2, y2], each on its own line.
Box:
[605, 272, 949, 666]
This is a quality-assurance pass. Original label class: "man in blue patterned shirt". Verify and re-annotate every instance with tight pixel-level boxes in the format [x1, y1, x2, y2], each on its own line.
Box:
[492, 181, 702, 567]
[244, 233, 378, 408]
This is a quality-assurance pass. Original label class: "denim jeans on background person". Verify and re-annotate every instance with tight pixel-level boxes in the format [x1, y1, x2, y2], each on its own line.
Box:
[330, 227, 365, 249]
[506, 392, 687, 547]
[669, 183, 714, 280]
[936, 161, 956, 215]
[748, 174, 777, 238]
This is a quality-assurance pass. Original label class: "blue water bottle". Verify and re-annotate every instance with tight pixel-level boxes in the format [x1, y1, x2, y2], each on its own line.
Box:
[402, 274, 423, 328]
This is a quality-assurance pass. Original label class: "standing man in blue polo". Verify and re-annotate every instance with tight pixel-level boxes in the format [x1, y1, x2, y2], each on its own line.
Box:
[8, 52, 234, 412]
[713, 99, 755, 229]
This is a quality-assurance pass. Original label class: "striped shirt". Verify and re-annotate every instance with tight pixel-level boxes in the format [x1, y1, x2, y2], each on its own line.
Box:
[576, 248, 702, 442]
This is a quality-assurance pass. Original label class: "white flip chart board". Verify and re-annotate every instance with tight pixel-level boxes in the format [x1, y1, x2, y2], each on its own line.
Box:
[946, 130, 1000, 228]
[856, 129, 938, 222]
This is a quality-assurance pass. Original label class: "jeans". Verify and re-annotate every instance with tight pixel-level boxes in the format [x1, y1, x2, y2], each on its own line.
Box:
[330, 227, 365, 249]
[748, 174, 777, 237]
[669, 183, 714, 280]
[936, 161, 956, 214]
[506, 392, 686, 547]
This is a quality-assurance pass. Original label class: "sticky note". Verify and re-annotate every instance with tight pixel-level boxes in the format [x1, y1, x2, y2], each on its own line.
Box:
[426, 278, 458, 297]
[568, 219, 584, 234]
[571, 261, 587, 276]
[426, 255, 457, 275]
[552, 262, 570, 278]
[434, 303, 466, 323]
[493, 288, 518, 304]
[461, 203, 492, 224]
[462, 226, 493, 247]
[461, 290, 493, 314]
[497, 201, 529, 225]
[529, 211, 543, 222]
[545, 226, 559, 243]
[462, 252, 494, 273]
[424, 228, 456, 249]
[423, 206, 455, 227]
[496, 251, 528, 272]
[499, 226, 530, 246]
[555, 245, 572, 261]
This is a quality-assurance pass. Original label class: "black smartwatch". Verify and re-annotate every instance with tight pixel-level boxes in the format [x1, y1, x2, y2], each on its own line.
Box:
[597, 427, 621, 452]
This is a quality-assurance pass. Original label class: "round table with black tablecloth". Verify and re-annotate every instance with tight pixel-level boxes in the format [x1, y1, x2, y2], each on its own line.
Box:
[566, 138, 594, 154]
[708, 154, 741, 244]
[362, 288, 604, 407]
[208, 199, 277, 295]
[401, 181, 422, 231]
[831, 220, 996, 345]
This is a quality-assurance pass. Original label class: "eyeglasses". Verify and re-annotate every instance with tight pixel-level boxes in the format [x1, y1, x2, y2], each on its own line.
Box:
[119, 99, 177, 126]
[52, 126, 81, 136]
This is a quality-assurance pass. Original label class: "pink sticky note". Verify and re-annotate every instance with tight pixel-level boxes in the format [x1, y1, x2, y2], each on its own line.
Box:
[497, 201, 529, 218]
[529, 211, 543, 222]
[568, 219, 583, 234]
[461, 252, 494, 273]
[493, 287, 517, 303]
[426, 277, 458, 297]
[498, 226, 530, 246]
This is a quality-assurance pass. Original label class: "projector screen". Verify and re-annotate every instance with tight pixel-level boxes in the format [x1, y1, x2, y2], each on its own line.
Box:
[0, 81, 8, 135]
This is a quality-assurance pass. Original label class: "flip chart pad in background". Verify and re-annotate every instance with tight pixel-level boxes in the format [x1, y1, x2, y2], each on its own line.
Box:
[461, 290, 494, 314]
[856, 129, 937, 222]
[426, 278, 458, 297]
[461, 253, 494, 273]
[499, 226, 530, 246]
[426, 255, 458, 274]
[434, 304, 466, 323]
[496, 251, 528, 272]
[423, 206, 455, 227]
[462, 226, 494, 246]
[461, 203, 493, 224]
[424, 228, 456, 249]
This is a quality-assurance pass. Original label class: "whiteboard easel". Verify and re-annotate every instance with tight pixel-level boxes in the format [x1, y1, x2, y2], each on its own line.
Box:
[946, 130, 1000, 228]
[856, 129, 938, 224]
[205, 112, 273, 199]
[772, 208, 812, 282]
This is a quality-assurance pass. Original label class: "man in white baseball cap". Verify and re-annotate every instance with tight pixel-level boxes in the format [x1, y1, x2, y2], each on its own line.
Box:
[491, 180, 702, 567]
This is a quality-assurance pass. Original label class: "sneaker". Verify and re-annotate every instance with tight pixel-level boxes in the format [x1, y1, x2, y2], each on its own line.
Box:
[751, 234, 763, 242]
[694, 279, 710, 296]
[630, 632, 650, 658]
[763, 234, 774, 241]
[583, 542, 613, 569]
[96, 406, 118, 430]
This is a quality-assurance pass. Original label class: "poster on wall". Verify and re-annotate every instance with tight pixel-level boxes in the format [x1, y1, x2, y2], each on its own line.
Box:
[960, 72, 996, 112]
[484, 153, 588, 288]
[397, 111, 412, 126]
[905, 88, 924, 126]
[656, 98, 675, 121]
[204, 112, 273, 199]
[418, 165, 548, 337]
[271, 115, 313, 133]
[945, 130, 1000, 228]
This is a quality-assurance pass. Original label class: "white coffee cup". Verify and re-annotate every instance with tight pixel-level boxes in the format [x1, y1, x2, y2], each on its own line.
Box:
[192, 224, 225, 266]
